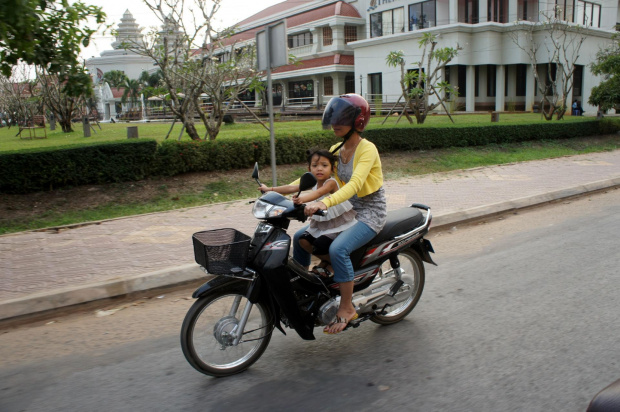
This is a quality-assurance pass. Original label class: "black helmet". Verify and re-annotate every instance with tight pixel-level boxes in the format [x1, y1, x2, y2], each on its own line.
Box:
[321, 94, 370, 132]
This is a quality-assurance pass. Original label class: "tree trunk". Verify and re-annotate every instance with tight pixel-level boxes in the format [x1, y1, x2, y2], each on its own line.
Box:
[59, 118, 73, 133]
[184, 120, 200, 140]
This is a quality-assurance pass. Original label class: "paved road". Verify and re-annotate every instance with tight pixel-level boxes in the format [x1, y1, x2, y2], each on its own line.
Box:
[1, 189, 618, 411]
[1, 150, 620, 320]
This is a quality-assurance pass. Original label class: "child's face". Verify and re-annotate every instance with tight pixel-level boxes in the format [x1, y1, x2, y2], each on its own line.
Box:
[309, 154, 332, 181]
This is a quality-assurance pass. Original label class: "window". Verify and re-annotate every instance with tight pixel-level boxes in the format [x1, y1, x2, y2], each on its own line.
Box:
[288, 32, 313, 48]
[289, 80, 314, 100]
[345, 75, 355, 94]
[445, 67, 451, 99]
[344, 25, 358, 43]
[323, 27, 333, 46]
[555, 0, 574, 22]
[517, 0, 539, 21]
[573, 65, 583, 96]
[458, 65, 467, 97]
[488, 0, 508, 22]
[409, 1, 437, 30]
[370, 7, 405, 37]
[516, 64, 527, 96]
[459, 0, 479, 23]
[369, 73, 383, 97]
[576, 1, 601, 27]
[407, 68, 425, 95]
[487, 65, 496, 97]
[324, 76, 334, 96]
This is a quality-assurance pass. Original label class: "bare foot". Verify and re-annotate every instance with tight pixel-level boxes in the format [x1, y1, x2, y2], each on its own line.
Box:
[324, 305, 357, 334]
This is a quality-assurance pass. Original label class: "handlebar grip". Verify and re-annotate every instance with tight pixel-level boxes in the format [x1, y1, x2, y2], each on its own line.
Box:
[314, 210, 327, 217]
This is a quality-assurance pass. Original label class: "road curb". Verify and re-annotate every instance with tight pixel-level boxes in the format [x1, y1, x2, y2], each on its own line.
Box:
[1, 177, 618, 322]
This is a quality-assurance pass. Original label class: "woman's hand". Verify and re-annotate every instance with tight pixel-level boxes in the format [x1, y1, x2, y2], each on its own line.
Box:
[258, 184, 270, 193]
[304, 201, 327, 216]
[292, 195, 302, 205]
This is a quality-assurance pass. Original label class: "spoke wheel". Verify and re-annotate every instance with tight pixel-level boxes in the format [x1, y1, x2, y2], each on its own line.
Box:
[181, 288, 273, 377]
[370, 249, 425, 325]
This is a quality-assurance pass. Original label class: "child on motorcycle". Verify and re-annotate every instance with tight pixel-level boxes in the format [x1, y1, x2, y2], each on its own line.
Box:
[258, 149, 357, 277]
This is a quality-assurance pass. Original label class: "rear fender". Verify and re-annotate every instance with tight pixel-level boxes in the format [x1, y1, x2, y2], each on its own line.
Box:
[412, 238, 437, 266]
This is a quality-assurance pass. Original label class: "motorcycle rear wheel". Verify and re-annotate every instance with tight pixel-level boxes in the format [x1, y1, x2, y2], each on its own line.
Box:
[180, 288, 273, 377]
[370, 249, 425, 325]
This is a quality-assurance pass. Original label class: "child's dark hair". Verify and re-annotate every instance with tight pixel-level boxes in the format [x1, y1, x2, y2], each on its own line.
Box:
[306, 147, 336, 168]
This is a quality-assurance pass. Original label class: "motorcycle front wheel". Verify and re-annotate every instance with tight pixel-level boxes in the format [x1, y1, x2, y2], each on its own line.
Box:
[370, 249, 425, 325]
[180, 288, 273, 377]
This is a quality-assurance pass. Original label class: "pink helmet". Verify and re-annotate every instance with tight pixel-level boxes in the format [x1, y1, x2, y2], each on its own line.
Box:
[322, 94, 370, 132]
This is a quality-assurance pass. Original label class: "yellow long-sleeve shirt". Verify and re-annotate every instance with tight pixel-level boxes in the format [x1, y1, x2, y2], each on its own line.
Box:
[321, 138, 383, 208]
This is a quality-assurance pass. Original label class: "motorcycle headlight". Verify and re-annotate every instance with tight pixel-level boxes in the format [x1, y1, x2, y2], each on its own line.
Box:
[252, 199, 287, 219]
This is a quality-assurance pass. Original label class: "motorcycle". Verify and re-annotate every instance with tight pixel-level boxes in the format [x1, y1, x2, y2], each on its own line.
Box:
[180, 164, 436, 377]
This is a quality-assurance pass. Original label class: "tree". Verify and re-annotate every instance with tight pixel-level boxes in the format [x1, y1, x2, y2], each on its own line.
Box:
[103, 70, 129, 88]
[510, 9, 586, 120]
[0, 68, 39, 128]
[35, 66, 89, 132]
[120, 0, 263, 140]
[0, 0, 105, 97]
[121, 78, 141, 107]
[385, 33, 461, 124]
[588, 34, 620, 112]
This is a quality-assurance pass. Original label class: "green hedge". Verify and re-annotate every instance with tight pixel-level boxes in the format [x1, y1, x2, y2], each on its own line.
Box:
[0, 140, 157, 193]
[364, 118, 620, 152]
[1, 119, 618, 194]
[152, 130, 339, 176]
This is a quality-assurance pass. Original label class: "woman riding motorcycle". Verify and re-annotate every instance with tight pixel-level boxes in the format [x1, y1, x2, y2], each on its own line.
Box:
[295, 94, 387, 334]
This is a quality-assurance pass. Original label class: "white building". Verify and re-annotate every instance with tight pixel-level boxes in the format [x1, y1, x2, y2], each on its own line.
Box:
[226, 0, 613, 114]
[86, 10, 156, 120]
[88, 0, 615, 116]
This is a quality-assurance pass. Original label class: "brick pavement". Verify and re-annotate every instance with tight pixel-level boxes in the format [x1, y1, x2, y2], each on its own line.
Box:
[1, 150, 619, 304]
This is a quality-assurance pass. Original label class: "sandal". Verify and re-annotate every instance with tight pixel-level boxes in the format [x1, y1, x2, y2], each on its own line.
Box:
[323, 313, 359, 335]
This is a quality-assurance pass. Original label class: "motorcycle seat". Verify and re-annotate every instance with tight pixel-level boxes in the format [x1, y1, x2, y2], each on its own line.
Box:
[372, 207, 425, 244]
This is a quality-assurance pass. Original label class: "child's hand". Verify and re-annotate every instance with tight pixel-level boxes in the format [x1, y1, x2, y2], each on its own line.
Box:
[293, 195, 302, 205]
[258, 184, 270, 193]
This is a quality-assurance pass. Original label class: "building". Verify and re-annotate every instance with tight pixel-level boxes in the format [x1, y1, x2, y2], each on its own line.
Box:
[86, 10, 157, 120]
[88, 0, 615, 117]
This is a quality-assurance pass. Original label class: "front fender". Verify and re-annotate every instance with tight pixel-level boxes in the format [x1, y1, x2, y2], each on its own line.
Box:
[192, 275, 262, 302]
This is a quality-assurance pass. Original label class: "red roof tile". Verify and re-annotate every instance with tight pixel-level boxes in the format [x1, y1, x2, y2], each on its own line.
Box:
[216, 1, 362, 48]
[272, 54, 354, 73]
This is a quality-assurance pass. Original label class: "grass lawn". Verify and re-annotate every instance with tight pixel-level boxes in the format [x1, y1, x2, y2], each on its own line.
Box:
[0, 133, 617, 235]
[0, 112, 595, 153]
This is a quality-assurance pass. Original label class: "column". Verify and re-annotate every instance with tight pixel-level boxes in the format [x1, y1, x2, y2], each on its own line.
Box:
[450, 0, 459, 24]
[525, 64, 536, 111]
[466, 65, 476, 112]
[479, 0, 488, 22]
[311, 28, 320, 54]
[509, 0, 518, 22]
[495, 65, 505, 111]
[333, 24, 345, 50]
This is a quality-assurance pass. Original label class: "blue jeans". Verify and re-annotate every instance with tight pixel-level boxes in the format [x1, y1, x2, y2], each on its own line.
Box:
[292, 221, 376, 283]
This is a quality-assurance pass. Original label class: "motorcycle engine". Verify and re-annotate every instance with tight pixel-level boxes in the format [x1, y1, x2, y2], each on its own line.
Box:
[318, 297, 340, 326]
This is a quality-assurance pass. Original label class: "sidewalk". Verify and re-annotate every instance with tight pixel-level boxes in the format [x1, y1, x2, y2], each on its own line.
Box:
[1, 150, 619, 320]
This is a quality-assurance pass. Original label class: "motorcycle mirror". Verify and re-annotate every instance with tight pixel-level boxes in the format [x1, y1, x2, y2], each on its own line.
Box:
[252, 162, 261, 187]
[298, 172, 317, 196]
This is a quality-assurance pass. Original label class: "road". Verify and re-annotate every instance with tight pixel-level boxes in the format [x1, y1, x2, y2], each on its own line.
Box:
[1, 188, 619, 412]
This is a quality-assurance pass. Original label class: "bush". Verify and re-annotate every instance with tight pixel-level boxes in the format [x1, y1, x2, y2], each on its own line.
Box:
[152, 130, 338, 176]
[2, 119, 617, 194]
[0, 140, 157, 193]
[363, 118, 620, 152]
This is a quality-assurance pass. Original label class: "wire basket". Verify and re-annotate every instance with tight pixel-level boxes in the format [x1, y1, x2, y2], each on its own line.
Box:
[192, 228, 251, 274]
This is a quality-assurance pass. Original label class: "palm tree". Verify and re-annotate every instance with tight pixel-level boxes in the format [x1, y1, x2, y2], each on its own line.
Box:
[121, 79, 141, 108]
